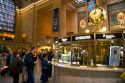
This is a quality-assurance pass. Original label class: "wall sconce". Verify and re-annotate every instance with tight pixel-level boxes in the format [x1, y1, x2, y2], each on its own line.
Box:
[85, 29, 90, 33]
[22, 33, 26, 42]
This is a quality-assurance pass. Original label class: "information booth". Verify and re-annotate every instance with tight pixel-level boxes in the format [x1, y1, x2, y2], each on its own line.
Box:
[54, 32, 125, 67]
[53, 32, 124, 83]
[71, 34, 95, 66]
[95, 33, 124, 67]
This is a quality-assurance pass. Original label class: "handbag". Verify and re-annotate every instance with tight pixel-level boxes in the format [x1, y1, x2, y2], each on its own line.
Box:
[120, 71, 125, 79]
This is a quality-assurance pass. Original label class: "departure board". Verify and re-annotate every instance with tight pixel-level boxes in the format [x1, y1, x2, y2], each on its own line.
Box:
[0, 0, 16, 33]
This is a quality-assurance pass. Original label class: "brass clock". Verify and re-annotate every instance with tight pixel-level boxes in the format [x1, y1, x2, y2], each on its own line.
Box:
[89, 7, 107, 25]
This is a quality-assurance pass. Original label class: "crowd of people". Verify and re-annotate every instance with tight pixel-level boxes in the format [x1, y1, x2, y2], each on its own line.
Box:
[0, 46, 54, 83]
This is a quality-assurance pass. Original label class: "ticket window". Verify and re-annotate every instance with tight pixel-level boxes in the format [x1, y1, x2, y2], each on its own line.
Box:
[71, 41, 94, 66]
[96, 40, 123, 66]
[55, 43, 72, 64]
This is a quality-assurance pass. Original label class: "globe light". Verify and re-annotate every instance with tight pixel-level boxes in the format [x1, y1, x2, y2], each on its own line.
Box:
[102, 27, 107, 32]
[85, 29, 90, 33]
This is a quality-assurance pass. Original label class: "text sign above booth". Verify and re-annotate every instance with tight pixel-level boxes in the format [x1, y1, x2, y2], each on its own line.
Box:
[58, 37, 71, 43]
[96, 33, 122, 39]
[72, 34, 94, 41]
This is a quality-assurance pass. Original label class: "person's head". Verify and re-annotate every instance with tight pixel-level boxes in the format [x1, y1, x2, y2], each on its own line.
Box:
[42, 53, 48, 59]
[30, 46, 37, 54]
[14, 52, 20, 58]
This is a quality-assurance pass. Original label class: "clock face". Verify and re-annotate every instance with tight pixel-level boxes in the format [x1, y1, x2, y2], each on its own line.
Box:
[89, 7, 107, 25]
[89, 8, 102, 19]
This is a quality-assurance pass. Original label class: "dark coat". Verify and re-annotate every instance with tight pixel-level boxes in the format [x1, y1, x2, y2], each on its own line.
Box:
[11, 57, 22, 74]
[24, 52, 35, 70]
[40, 59, 51, 82]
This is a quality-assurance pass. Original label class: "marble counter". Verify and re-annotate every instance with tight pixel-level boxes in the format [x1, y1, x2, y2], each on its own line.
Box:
[52, 64, 124, 83]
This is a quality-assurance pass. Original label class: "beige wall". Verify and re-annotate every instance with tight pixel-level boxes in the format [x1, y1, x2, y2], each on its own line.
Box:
[21, 8, 34, 43]
[66, 10, 71, 34]
[36, 6, 52, 41]
[16, 0, 53, 45]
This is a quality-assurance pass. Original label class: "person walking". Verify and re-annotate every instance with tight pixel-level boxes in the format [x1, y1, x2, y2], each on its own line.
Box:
[24, 46, 37, 83]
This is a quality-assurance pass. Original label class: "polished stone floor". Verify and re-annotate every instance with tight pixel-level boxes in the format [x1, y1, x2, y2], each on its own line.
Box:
[0, 59, 53, 83]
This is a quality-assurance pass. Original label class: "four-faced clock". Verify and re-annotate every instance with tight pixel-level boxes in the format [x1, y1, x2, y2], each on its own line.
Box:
[89, 7, 107, 25]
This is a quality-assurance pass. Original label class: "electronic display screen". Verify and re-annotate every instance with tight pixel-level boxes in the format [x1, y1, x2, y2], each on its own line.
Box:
[0, 0, 16, 33]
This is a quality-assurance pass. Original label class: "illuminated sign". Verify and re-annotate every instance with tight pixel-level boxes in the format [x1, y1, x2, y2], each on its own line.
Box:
[96, 33, 122, 39]
[58, 37, 71, 43]
[103, 34, 115, 39]
[72, 34, 94, 41]
[55, 41, 58, 44]
[75, 36, 91, 40]
[62, 38, 68, 42]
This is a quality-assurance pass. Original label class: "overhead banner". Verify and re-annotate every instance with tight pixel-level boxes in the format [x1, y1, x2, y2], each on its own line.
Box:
[53, 8, 59, 32]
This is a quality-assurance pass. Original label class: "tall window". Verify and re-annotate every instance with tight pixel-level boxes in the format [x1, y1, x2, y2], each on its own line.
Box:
[0, 0, 16, 33]
[74, 0, 86, 5]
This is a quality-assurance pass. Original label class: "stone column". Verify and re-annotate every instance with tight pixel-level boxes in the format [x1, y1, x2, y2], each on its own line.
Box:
[15, 10, 23, 42]
[32, 4, 37, 46]
[60, 3, 67, 37]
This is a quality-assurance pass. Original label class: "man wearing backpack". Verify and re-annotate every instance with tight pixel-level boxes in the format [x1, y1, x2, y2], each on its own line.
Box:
[24, 46, 37, 83]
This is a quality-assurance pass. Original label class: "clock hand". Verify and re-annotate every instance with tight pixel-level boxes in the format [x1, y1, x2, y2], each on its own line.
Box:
[94, 9, 96, 15]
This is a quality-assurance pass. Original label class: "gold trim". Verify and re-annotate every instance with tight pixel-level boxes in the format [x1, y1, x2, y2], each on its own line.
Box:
[17, 0, 49, 13]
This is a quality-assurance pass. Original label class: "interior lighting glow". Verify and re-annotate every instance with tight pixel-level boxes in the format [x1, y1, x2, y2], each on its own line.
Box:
[102, 27, 107, 32]
[85, 29, 90, 33]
